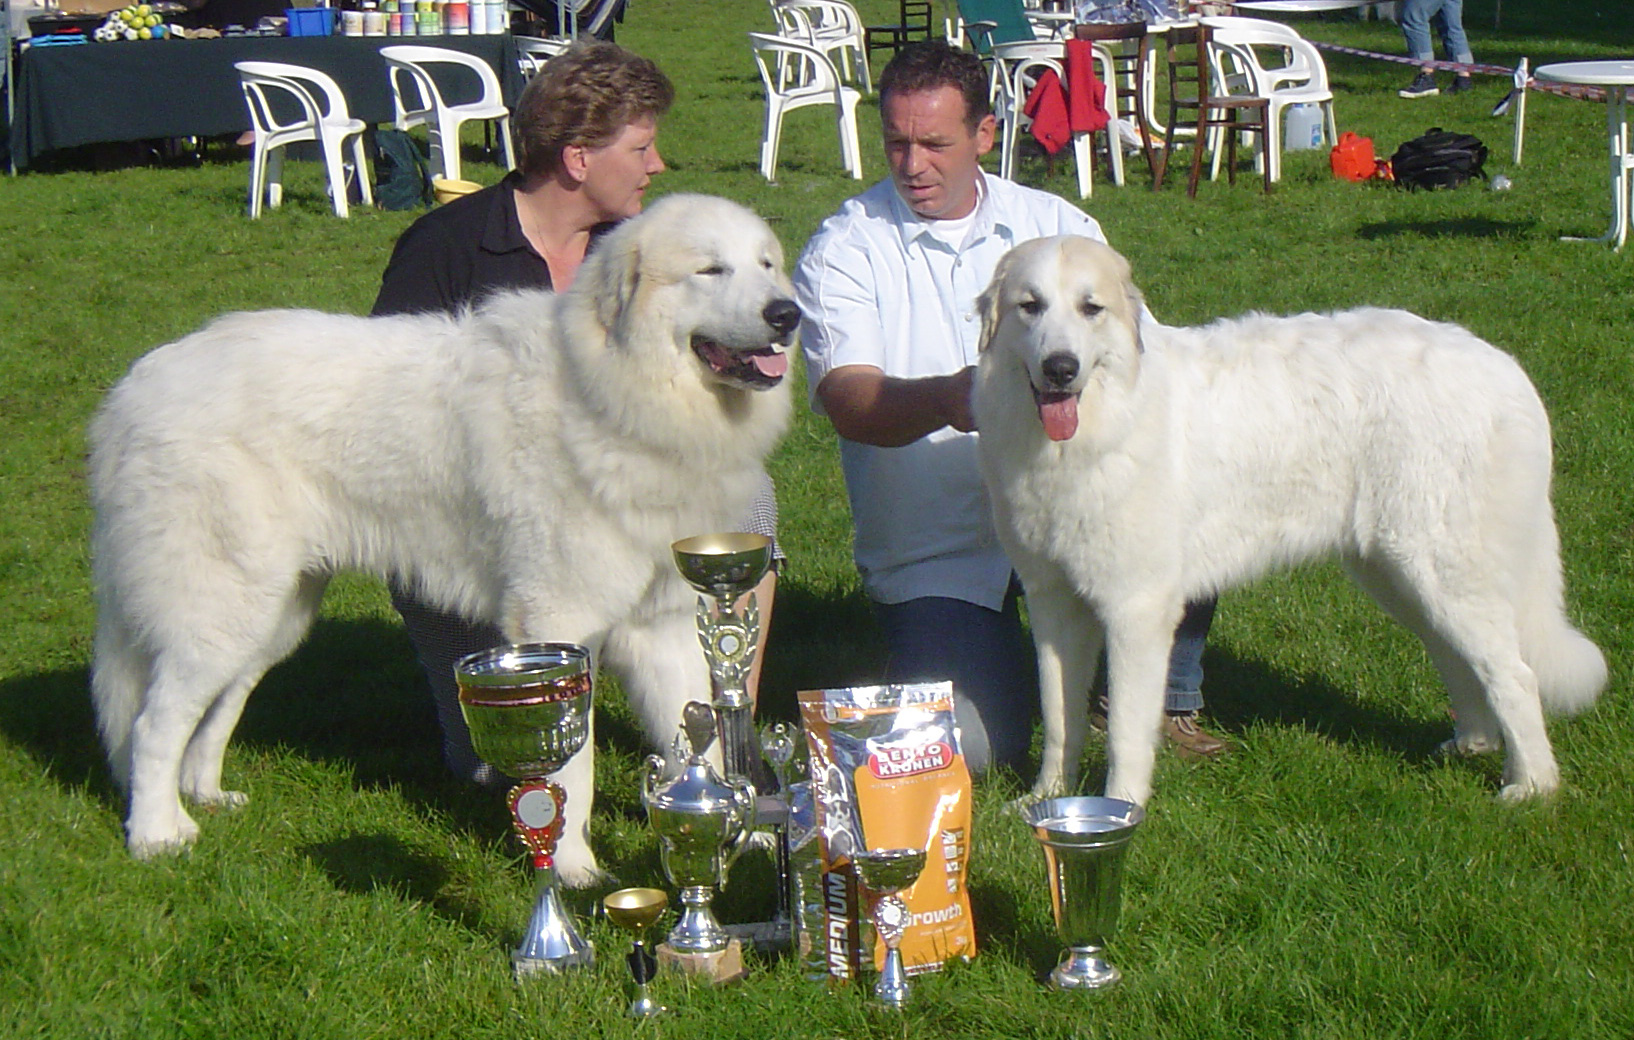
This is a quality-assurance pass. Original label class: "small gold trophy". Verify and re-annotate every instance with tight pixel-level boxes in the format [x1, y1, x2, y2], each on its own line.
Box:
[604, 888, 670, 1017]
[455, 643, 595, 977]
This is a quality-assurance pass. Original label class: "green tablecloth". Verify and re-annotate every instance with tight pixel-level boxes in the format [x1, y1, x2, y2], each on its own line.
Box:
[9, 33, 522, 169]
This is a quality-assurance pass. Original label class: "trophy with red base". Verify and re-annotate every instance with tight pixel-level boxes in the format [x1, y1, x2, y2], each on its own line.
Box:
[455, 642, 596, 977]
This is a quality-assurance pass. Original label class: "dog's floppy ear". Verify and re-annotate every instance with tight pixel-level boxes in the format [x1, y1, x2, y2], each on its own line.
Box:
[584, 224, 642, 333]
[1114, 251, 1147, 355]
[976, 246, 1021, 354]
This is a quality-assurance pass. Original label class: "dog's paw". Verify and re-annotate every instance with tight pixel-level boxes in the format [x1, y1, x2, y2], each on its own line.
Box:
[1496, 778, 1557, 803]
[127, 816, 200, 861]
[1436, 734, 1502, 758]
[1027, 773, 1070, 801]
[190, 789, 249, 811]
[552, 846, 614, 890]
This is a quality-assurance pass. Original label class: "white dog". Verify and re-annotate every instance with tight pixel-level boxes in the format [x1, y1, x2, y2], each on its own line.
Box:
[974, 236, 1605, 808]
[88, 194, 795, 879]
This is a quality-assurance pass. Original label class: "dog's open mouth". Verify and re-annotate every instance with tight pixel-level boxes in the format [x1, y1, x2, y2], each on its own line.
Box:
[692, 336, 789, 388]
[1034, 388, 1080, 442]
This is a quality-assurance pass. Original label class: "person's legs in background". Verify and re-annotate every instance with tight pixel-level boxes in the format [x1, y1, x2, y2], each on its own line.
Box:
[392, 587, 503, 785]
[1433, 0, 1475, 93]
[877, 587, 1230, 775]
[1163, 596, 1226, 758]
[1397, 0, 1441, 98]
[876, 587, 1039, 776]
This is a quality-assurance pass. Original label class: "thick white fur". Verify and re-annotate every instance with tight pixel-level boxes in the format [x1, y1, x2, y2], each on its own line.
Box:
[88, 194, 794, 878]
[974, 236, 1605, 807]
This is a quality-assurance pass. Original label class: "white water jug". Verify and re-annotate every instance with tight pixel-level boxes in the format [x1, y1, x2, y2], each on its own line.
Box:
[1284, 103, 1324, 152]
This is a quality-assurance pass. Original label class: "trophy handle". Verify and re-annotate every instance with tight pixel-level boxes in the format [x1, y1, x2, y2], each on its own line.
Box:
[722, 777, 758, 873]
[641, 754, 667, 804]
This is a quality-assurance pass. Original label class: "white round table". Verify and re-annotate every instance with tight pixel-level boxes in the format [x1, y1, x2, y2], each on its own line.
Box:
[1228, 1, 1376, 11]
[1535, 60, 1634, 250]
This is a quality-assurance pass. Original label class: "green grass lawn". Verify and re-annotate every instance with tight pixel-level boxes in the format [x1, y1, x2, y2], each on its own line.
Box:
[2, 1, 1632, 1036]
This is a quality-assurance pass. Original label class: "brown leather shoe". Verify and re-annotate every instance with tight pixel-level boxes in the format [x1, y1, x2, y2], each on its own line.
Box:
[1164, 712, 1228, 760]
[1088, 700, 1228, 759]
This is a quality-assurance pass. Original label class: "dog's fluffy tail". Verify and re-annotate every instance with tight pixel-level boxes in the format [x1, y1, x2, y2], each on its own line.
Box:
[90, 608, 147, 792]
[1518, 523, 1606, 717]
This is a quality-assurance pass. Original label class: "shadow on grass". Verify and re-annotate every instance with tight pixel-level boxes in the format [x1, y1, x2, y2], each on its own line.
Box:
[1356, 216, 1536, 241]
[0, 580, 1459, 912]
[302, 832, 490, 932]
[1199, 647, 1451, 764]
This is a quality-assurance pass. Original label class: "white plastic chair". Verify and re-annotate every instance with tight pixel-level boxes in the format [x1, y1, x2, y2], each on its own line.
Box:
[748, 32, 864, 182]
[380, 45, 516, 183]
[770, 0, 871, 94]
[992, 41, 1109, 199]
[1200, 15, 1337, 184]
[516, 35, 573, 80]
[235, 60, 372, 218]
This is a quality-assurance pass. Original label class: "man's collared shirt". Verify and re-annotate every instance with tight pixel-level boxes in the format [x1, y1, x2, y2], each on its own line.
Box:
[794, 174, 1108, 609]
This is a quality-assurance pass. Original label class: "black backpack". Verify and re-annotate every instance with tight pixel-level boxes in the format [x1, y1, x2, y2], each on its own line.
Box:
[374, 129, 433, 211]
[1390, 127, 1488, 190]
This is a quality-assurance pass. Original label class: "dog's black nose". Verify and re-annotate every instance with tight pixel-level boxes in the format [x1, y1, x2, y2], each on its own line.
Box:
[1041, 353, 1079, 388]
[763, 298, 801, 336]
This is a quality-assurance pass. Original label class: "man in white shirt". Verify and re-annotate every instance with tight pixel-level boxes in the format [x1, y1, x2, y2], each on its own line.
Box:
[794, 40, 1222, 773]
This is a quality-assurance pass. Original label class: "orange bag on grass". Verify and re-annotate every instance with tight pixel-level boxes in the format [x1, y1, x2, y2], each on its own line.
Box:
[798, 682, 976, 980]
[1330, 131, 1376, 182]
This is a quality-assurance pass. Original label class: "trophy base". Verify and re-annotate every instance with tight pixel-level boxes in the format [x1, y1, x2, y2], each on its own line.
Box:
[657, 938, 747, 984]
[724, 919, 791, 955]
[1048, 949, 1121, 991]
[513, 941, 595, 979]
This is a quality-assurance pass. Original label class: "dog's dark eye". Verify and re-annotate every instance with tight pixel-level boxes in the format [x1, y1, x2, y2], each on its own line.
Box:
[698, 265, 728, 276]
[1079, 300, 1104, 318]
[1018, 298, 1044, 316]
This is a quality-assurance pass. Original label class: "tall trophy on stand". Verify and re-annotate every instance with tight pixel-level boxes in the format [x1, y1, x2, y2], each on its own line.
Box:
[643, 702, 757, 982]
[671, 533, 774, 784]
[454, 643, 596, 977]
[1022, 796, 1145, 990]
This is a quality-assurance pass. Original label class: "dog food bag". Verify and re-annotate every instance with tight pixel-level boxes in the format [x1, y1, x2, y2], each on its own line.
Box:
[797, 683, 976, 979]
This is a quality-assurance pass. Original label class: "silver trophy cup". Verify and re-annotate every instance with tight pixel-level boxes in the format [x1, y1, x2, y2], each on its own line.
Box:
[455, 642, 596, 977]
[1023, 796, 1145, 990]
[671, 532, 774, 783]
[642, 704, 757, 954]
[852, 847, 929, 1008]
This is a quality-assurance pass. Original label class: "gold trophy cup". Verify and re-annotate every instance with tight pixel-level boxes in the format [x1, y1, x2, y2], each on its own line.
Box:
[604, 887, 670, 1017]
[671, 532, 774, 783]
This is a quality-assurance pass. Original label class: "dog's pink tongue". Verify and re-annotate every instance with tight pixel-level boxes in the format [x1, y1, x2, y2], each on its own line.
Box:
[1038, 393, 1079, 441]
[750, 350, 789, 380]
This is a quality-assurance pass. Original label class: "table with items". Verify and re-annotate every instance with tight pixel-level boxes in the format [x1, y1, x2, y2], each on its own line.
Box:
[8, 31, 522, 169]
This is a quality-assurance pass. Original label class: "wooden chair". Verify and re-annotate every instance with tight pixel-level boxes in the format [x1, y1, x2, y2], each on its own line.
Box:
[1072, 21, 1157, 181]
[865, 0, 933, 59]
[1149, 24, 1272, 195]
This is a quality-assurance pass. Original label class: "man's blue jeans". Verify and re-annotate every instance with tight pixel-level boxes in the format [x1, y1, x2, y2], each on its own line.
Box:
[1401, 0, 1472, 66]
[876, 588, 1215, 774]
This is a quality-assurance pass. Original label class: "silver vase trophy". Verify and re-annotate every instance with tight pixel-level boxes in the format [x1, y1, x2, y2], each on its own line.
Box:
[852, 847, 929, 1008]
[454, 642, 596, 977]
[1022, 795, 1145, 990]
[671, 532, 774, 783]
[642, 701, 757, 956]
